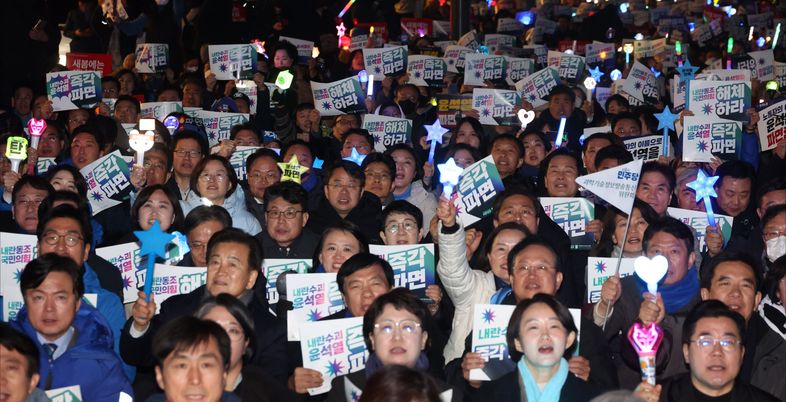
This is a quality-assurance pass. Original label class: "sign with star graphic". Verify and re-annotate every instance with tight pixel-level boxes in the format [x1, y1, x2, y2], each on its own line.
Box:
[688, 80, 751, 123]
[362, 46, 407, 80]
[470, 304, 516, 381]
[0, 232, 37, 321]
[756, 98, 786, 152]
[540, 197, 596, 250]
[443, 45, 473, 73]
[311, 77, 366, 117]
[262, 259, 312, 305]
[228, 146, 261, 181]
[189, 110, 249, 147]
[732, 49, 775, 81]
[361, 114, 412, 152]
[504, 56, 534, 86]
[463, 53, 507, 86]
[287, 273, 346, 341]
[683, 116, 742, 162]
[140, 101, 183, 122]
[546, 50, 586, 84]
[208, 44, 257, 80]
[434, 93, 473, 128]
[80, 150, 132, 215]
[134, 264, 206, 312]
[471, 88, 521, 127]
[407, 55, 447, 88]
[484, 34, 516, 53]
[668, 207, 733, 253]
[135, 43, 169, 73]
[369, 244, 435, 302]
[234, 80, 258, 114]
[299, 317, 367, 395]
[620, 61, 661, 105]
[586, 258, 636, 303]
[46, 70, 102, 112]
[279, 36, 315, 65]
[454, 155, 505, 227]
[514, 66, 561, 109]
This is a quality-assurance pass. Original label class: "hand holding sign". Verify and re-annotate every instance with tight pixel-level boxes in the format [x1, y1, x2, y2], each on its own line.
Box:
[5, 136, 28, 173]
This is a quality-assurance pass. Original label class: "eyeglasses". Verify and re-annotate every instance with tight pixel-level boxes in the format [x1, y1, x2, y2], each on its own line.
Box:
[691, 336, 741, 351]
[365, 171, 391, 181]
[385, 221, 418, 234]
[266, 209, 304, 219]
[512, 264, 556, 275]
[143, 161, 166, 170]
[198, 173, 228, 183]
[14, 199, 44, 209]
[174, 149, 202, 158]
[248, 171, 279, 182]
[42, 232, 84, 247]
[328, 182, 360, 191]
[763, 230, 785, 241]
[373, 320, 422, 337]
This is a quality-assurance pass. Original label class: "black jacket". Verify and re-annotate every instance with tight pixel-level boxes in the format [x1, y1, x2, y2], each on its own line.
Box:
[658, 373, 779, 402]
[464, 367, 600, 402]
[256, 228, 320, 259]
[306, 193, 382, 242]
[234, 365, 299, 402]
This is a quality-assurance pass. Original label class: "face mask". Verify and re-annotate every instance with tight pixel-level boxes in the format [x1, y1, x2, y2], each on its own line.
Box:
[766, 236, 786, 263]
[185, 65, 198, 73]
[399, 100, 417, 115]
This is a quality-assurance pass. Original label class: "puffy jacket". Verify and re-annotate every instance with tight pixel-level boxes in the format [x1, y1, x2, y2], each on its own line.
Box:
[396, 181, 438, 232]
[12, 303, 133, 402]
[181, 186, 262, 235]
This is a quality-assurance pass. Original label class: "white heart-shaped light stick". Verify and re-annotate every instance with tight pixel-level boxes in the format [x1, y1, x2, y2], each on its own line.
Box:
[517, 109, 535, 129]
[633, 255, 668, 295]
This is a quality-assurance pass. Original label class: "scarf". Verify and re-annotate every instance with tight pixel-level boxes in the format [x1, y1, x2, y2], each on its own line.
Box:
[517, 357, 569, 402]
[758, 295, 786, 341]
[364, 352, 429, 379]
[635, 267, 699, 314]
[393, 184, 413, 201]
[491, 276, 512, 304]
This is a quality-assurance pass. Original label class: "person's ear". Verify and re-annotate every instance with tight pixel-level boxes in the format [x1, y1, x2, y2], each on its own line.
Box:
[246, 269, 259, 290]
[565, 331, 577, 349]
[420, 331, 429, 350]
[514, 338, 524, 353]
[28, 373, 40, 394]
[155, 366, 166, 390]
[555, 272, 563, 291]
[688, 251, 697, 269]
[301, 212, 309, 226]
[83, 243, 91, 263]
[682, 343, 690, 364]
[755, 291, 762, 309]
[380, 231, 387, 244]
[369, 333, 376, 351]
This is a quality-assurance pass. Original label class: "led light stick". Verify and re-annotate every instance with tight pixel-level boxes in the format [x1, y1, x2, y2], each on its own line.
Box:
[726, 37, 733, 70]
[626, 254, 668, 385]
[687, 170, 720, 227]
[583, 76, 597, 101]
[555, 116, 567, 148]
[367, 75, 374, 97]
[337, 0, 356, 18]
[653, 106, 679, 157]
[517, 108, 535, 130]
[5, 136, 28, 173]
[624, 43, 634, 68]
[675, 41, 683, 67]
[437, 157, 463, 197]
[312, 47, 320, 58]
[336, 22, 346, 47]
[425, 119, 448, 164]
[27, 118, 47, 149]
[128, 123, 155, 166]
[134, 220, 175, 301]
[774, 23, 782, 49]
[275, 70, 294, 90]
[676, 60, 698, 110]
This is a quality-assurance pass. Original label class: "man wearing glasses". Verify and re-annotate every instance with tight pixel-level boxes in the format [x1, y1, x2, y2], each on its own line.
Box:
[166, 131, 208, 203]
[6, 176, 53, 234]
[255, 181, 318, 259]
[315, 114, 360, 164]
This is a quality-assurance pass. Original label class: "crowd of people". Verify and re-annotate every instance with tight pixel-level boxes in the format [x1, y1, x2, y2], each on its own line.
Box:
[1, 0, 786, 401]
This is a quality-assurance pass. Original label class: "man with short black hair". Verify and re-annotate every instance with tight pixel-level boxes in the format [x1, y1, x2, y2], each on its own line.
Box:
[0, 322, 49, 402]
[636, 161, 676, 216]
[256, 181, 318, 258]
[167, 131, 209, 203]
[6, 176, 54, 234]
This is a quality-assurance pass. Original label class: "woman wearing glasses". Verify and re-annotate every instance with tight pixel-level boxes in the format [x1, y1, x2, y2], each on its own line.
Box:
[181, 155, 262, 235]
[326, 288, 460, 402]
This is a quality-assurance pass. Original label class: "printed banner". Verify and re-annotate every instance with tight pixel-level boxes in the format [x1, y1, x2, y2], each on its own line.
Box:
[435, 94, 472, 128]
[454, 155, 505, 227]
[497, 18, 525, 33]
[515, 67, 561, 109]
[732, 50, 775, 81]
[540, 197, 596, 250]
[469, 304, 516, 381]
[208, 44, 258, 80]
[688, 80, 752, 123]
[546, 51, 586, 84]
[140, 101, 183, 122]
[66, 53, 112, 76]
[363, 46, 408, 79]
[407, 55, 447, 88]
[361, 114, 413, 152]
[368, 244, 436, 300]
[299, 317, 368, 395]
[135, 43, 169, 73]
[443, 45, 473, 73]
[682, 116, 743, 162]
[286, 273, 345, 340]
[463, 54, 507, 86]
[586, 258, 635, 303]
[633, 38, 666, 59]
[279, 36, 315, 64]
[505, 57, 534, 86]
[623, 135, 666, 162]
[471, 89, 521, 127]
[134, 264, 206, 312]
[575, 160, 642, 214]
[229, 146, 261, 181]
[262, 259, 312, 305]
[484, 34, 516, 53]
[191, 110, 250, 146]
[620, 61, 661, 104]
[46, 71, 102, 112]
[80, 151, 132, 215]
[756, 99, 786, 152]
[585, 42, 616, 65]
[0, 233, 37, 321]
[668, 207, 733, 252]
[311, 77, 366, 117]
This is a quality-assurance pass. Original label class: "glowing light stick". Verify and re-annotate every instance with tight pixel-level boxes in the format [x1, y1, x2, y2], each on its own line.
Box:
[766, 80, 779, 91]
[653, 106, 679, 157]
[134, 220, 175, 301]
[774, 23, 782, 49]
[5, 136, 28, 173]
[367, 75, 374, 96]
[610, 69, 622, 81]
[27, 118, 46, 149]
[748, 26, 754, 41]
[358, 70, 368, 83]
[726, 37, 733, 70]
[634, 255, 668, 295]
[336, 22, 346, 46]
[687, 170, 720, 227]
[583, 76, 597, 100]
[128, 125, 155, 166]
[675, 41, 683, 67]
[627, 322, 665, 385]
[312, 47, 320, 58]
[555, 116, 567, 148]
[424, 119, 448, 164]
[437, 157, 463, 197]
[517, 108, 535, 129]
[624, 43, 634, 67]
[275, 70, 294, 90]
[337, 0, 356, 18]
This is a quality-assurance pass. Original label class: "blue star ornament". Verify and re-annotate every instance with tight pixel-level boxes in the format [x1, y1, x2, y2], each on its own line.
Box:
[134, 220, 176, 259]
[343, 147, 367, 166]
[676, 59, 699, 83]
[654, 106, 680, 132]
[425, 119, 449, 144]
[588, 66, 604, 83]
[438, 157, 464, 196]
[686, 170, 719, 202]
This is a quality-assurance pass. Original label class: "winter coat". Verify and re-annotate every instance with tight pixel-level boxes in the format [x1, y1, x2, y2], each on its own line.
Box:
[181, 186, 262, 235]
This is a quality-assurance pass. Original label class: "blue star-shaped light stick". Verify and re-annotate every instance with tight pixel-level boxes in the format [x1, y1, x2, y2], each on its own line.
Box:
[437, 157, 463, 198]
[343, 147, 367, 166]
[588, 66, 604, 83]
[676, 60, 699, 109]
[654, 106, 680, 157]
[687, 170, 720, 227]
[425, 119, 449, 164]
[134, 220, 176, 301]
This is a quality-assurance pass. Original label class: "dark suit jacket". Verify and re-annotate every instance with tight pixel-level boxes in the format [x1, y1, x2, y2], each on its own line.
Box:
[659, 373, 779, 402]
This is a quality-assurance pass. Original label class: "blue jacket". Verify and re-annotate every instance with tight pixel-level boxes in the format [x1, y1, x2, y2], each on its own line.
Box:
[11, 303, 134, 402]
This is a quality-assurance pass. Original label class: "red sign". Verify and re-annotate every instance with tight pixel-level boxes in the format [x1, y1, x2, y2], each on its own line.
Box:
[401, 18, 433, 37]
[66, 53, 113, 76]
[557, 40, 591, 55]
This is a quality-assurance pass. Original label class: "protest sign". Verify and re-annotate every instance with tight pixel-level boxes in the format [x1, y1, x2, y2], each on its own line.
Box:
[46, 71, 102, 112]
[522, 45, 548, 68]
[586, 258, 636, 303]
[443, 45, 473, 73]
[435, 94, 472, 128]
[262, 259, 312, 305]
[369, 244, 436, 301]
[287, 273, 346, 340]
[620, 61, 661, 104]
[80, 151, 132, 215]
[135, 43, 169, 73]
[484, 34, 516, 53]
[505, 57, 534, 85]
[454, 155, 505, 227]
[361, 114, 412, 152]
[682, 116, 742, 162]
[229, 146, 261, 181]
[733, 50, 775, 81]
[540, 197, 596, 250]
[279, 36, 315, 64]
[699, 69, 752, 82]
[140, 101, 183, 122]
[208, 44, 257, 80]
[66, 53, 112, 76]
[0, 232, 37, 321]
[469, 304, 517, 381]
[776, 62, 786, 88]
[463, 54, 507, 86]
[756, 99, 786, 152]
[401, 18, 433, 37]
[36, 157, 56, 174]
[471, 88, 521, 127]
[458, 30, 480, 50]
[312, 77, 366, 117]
[299, 317, 368, 395]
[575, 160, 642, 214]
[363, 46, 408, 79]
[497, 17, 525, 34]
[547, 51, 586, 84]
[624, 135, 667, 162]
[46, 385, 82, 402]
[191, 110, 249, 146]
[407, 55, 447, 88]
[688, 80, 751, 123]
[514, 67, 561, 109]
[234, 80, 258, 114]
[585, 42, 616, 66]
[633, 38, 666, 59]
[668, 207, 733, 252]
[131, 264, 206, 312]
